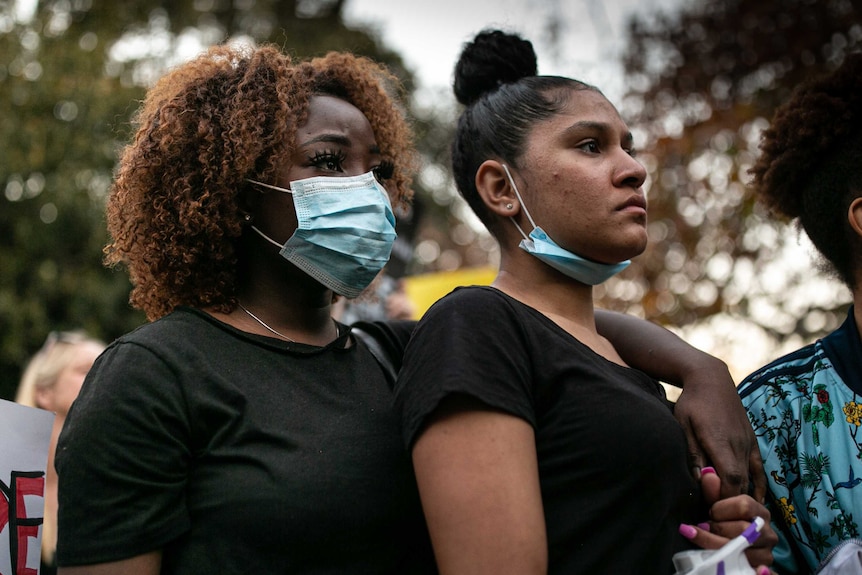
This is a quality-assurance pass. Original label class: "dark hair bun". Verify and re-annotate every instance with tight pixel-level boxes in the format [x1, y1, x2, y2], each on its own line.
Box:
[453, 29, 538, 106]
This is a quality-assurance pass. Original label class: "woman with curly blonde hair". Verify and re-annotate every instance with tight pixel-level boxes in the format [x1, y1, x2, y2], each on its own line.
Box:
[55, 42, 432, 574]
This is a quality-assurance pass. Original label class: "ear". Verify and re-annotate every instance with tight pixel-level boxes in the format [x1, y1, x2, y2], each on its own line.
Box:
[238, 183, 262, 223]
[475, 160, 520, 218]
[849, 197, 862, 239]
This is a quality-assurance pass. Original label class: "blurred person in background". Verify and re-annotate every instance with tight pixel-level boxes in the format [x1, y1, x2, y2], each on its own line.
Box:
[16, 330, 105, 575]
[738, 52, 862, 575]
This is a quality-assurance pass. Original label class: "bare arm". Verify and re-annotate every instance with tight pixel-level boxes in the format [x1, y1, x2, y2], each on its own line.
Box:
[412, 396, 547, 575]
[595, 310, 766, 502]
[595, 309, 725, 386]
[58, 551, 162, 575]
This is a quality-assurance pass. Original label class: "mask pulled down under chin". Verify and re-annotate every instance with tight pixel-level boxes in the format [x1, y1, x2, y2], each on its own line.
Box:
[518, 226, 630, 286]
[500, 163, 630, 286]
[249, 170, 397, 298]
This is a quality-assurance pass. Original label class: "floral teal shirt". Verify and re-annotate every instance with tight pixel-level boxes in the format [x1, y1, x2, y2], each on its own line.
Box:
[739, 307, 862, 574]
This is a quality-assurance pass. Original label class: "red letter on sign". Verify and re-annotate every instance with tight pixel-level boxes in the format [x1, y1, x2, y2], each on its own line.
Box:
[0, 472, 45, 575]
[15, 473, 45, 575]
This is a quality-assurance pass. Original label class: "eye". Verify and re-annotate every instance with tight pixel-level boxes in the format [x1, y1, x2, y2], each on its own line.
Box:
[577, 140, 600, 154]
[308, 150, 346, 173]
[373, 161, 395, 182]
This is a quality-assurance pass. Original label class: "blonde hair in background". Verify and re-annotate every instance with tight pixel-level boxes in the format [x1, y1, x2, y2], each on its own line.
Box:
[15, 331, 104, 408]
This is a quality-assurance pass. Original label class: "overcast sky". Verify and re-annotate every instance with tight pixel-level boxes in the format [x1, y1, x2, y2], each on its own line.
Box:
[343, 0, 682, 106]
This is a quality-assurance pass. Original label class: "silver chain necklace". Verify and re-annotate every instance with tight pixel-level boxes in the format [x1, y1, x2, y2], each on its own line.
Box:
[237, 302, 340, 344]
[237, 302, 296, 342]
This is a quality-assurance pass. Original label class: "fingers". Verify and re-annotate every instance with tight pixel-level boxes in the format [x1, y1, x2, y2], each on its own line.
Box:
[715, 455, 749, 499]
[680, 517, 776, 570]
[677, 410, 752, 498]
[683, 425, 706, 479]
[678, 522, 725, 550]
[694, 427, 750, 499]
[710, 496, 777, 568]
[692, 477, 777, 570]
[709, 494, 771, 525]
[749, 445, 767, 503]
[700, 467, 721, 507]
[745, 545, 776, 569]
[673, 377, 759, 500]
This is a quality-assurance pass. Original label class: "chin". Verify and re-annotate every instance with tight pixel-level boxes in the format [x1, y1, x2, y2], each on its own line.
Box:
[618, 235, 648, 260]
[586, 232, 647, 263]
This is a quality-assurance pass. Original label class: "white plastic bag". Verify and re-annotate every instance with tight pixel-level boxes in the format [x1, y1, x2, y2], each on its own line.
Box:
[816, 539, 862, 575]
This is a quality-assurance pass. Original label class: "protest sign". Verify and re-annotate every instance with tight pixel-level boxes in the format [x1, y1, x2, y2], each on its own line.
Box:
[0, 399, 54, 575]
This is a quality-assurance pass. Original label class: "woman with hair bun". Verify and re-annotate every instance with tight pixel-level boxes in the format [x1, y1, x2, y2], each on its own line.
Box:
[394, 29, 776, 574]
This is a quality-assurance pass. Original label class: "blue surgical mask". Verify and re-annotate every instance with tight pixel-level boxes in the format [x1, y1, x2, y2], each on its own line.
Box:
[247, 170, 397, 298]
[502, 164, 630, 285]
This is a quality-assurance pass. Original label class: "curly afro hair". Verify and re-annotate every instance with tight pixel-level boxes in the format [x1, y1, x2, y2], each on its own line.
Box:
[105, 43, 416, 320]
[750, 52, 862, 289]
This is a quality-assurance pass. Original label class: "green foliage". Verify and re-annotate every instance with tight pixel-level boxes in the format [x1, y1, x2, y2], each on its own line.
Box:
[0, 0, 429, 400]
[0, 1, 148, 399]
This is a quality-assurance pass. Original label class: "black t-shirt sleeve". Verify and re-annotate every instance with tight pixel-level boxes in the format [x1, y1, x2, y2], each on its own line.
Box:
[55, 340, 192, 565]
[394, 288, 536, 449]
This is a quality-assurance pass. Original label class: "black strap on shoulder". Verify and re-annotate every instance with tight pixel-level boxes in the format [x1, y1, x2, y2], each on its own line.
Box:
[352, 326, 397, 388]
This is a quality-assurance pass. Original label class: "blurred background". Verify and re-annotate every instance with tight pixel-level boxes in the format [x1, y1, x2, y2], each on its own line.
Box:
[1, 0, 859, 399]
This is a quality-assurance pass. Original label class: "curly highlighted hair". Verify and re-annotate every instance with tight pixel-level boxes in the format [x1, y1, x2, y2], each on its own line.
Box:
[750, 52, 862, 288]
[106, 43, 416, 320]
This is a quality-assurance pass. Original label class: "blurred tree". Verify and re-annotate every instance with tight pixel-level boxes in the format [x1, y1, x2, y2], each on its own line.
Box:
[0, 0, 148, 401]
[600, 0, 861, 362]
[0, 0, 440, 400]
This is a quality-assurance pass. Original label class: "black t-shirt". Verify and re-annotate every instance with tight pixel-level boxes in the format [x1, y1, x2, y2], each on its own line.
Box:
[395, 286, 700, 575]
[56, 307, 434, 574]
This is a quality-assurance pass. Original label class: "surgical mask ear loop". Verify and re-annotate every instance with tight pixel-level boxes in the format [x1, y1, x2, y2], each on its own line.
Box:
[501, 164, 537, 241]
[245, 179, 296, 249]
[246, 179, 295, 194]
[250, 225, 284, 249]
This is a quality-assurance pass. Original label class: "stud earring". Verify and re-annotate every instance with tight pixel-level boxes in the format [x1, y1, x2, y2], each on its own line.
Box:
[505, 203, 514, 210]
[243, 213, 253, 223]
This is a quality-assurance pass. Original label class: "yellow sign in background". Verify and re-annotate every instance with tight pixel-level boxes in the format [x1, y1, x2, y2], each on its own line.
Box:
[402, 266, 497, 319]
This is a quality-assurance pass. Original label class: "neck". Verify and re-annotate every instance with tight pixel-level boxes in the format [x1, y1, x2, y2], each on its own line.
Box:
[203, 280, 338, 347]
[493, 250, 597, 330]
[240, 236, 334, 315]
[237, 287, 338, 344]
[493, 251, 634, 364]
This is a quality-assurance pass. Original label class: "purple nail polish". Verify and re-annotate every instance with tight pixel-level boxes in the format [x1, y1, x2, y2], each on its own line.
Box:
[678, 524, 697, 539]
[697, 522, 710, 532]
[701, 466, 716, 475]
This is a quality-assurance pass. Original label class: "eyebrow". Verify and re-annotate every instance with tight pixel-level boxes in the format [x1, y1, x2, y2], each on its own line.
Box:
[299, 133, 381, 154]
[562, 120, 633, 147]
